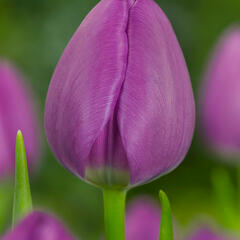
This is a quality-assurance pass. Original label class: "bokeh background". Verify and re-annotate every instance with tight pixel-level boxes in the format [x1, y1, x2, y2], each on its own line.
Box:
[0, 0, 240, 239]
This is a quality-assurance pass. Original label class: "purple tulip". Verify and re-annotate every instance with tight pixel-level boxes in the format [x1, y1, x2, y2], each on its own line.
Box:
[45, 0, 195, 188]
[125, 196, 180, 240]
[125, 197, 161, 240]
[0, 61, 39, 178]
[2, 211, 75, 240]
[187, 227, 229, 240]
[201, 27, 240, 157]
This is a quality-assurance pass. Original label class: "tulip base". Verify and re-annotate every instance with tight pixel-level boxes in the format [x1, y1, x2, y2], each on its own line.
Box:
[103, 188, 126, 240]
[86, 167, 130, 189]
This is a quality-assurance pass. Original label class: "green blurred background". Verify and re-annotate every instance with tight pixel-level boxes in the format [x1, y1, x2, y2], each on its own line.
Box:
[0, 0, 240, 239]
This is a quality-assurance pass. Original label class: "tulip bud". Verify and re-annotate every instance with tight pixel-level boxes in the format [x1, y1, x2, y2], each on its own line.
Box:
[2, 211, 75, 240]
[0, 61, 39, 178]
[45, 0, 195, 188]
[126, 197, 161, 240]
[200, 27, 240, 158]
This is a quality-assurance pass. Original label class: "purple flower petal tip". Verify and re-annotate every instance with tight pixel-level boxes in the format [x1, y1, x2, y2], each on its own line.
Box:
[187, 227, 233, 240]
[126, 197, 161, 240]
[2, 211, 75, 240]
[0, 61, 40, 178]
[201, 27, 240, 159]
[45, 0, 195, 188]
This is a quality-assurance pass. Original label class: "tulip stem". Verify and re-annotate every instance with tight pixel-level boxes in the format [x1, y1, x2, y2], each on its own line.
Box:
[237, 164, 240, 226]
[12, 130, 33, 227]
[211, 168, 237, 230]
[103, 188, 126, 240]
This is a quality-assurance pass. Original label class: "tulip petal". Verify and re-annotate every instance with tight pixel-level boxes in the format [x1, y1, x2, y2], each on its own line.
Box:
[0, 122, 10, 176]
[118, 0, 195, 184]
[187, 227, 226, 240]
[126, 197, 161, 240]
[45, 0, 134, 180]
[2, 211, 75, 240]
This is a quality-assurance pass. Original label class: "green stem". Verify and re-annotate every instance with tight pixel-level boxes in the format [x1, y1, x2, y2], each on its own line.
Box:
[12, 130, 32, 227]
[103, 188, 126, 240]
[212, 168, 237, 230]
[237, 164, 240, 230]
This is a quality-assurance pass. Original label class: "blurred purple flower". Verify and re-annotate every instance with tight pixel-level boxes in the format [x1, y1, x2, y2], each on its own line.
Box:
[187, 227, 229, 240]
[201, 27, 240, 158]
[2, 211, 75, 240]
[45, 0, 195, 188]
[125, 196, 180, 240]
[0, 61, 39, 178]
[125, 197, 161, 240]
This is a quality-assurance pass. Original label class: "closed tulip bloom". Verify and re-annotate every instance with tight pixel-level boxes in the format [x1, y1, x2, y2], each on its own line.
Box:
[201, 27, 240, 157]
[45, 0, 195, 188]
[2, 211, 75, 240]
[0, 62, 39, 178]
[126, 197, 160, 240]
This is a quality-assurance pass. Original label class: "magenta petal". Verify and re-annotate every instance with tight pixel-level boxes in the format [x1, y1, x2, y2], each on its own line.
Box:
[0, 61, 40, 178]
[0, 123, 10, 176]
[187, 227, 227, 240]
[201, 27, 240, 158]
[118, 0, 195, 184]
[45, 0, 195, 187]
[2, 211, 75, 240]
[126, 197, 161, 240]
[45, 0, 132, 182]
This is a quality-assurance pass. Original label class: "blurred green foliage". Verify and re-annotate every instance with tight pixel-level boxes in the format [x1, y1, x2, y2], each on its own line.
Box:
[0, 0, 240, 239]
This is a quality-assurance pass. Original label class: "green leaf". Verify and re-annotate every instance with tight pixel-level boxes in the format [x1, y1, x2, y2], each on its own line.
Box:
[0, 181, 12, 233]
[12, 130, 32, 227]
[159, 190, 173, 240]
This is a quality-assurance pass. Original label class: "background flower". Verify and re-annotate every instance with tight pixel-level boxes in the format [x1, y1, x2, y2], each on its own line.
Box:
[0, 61, 40, 178]
[2, 211, 75, 240]
[186, 227, 232, 240]
[126, 197, 161, 240]
[126, 196, 181, 240]
[200, 27, 240, 158]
